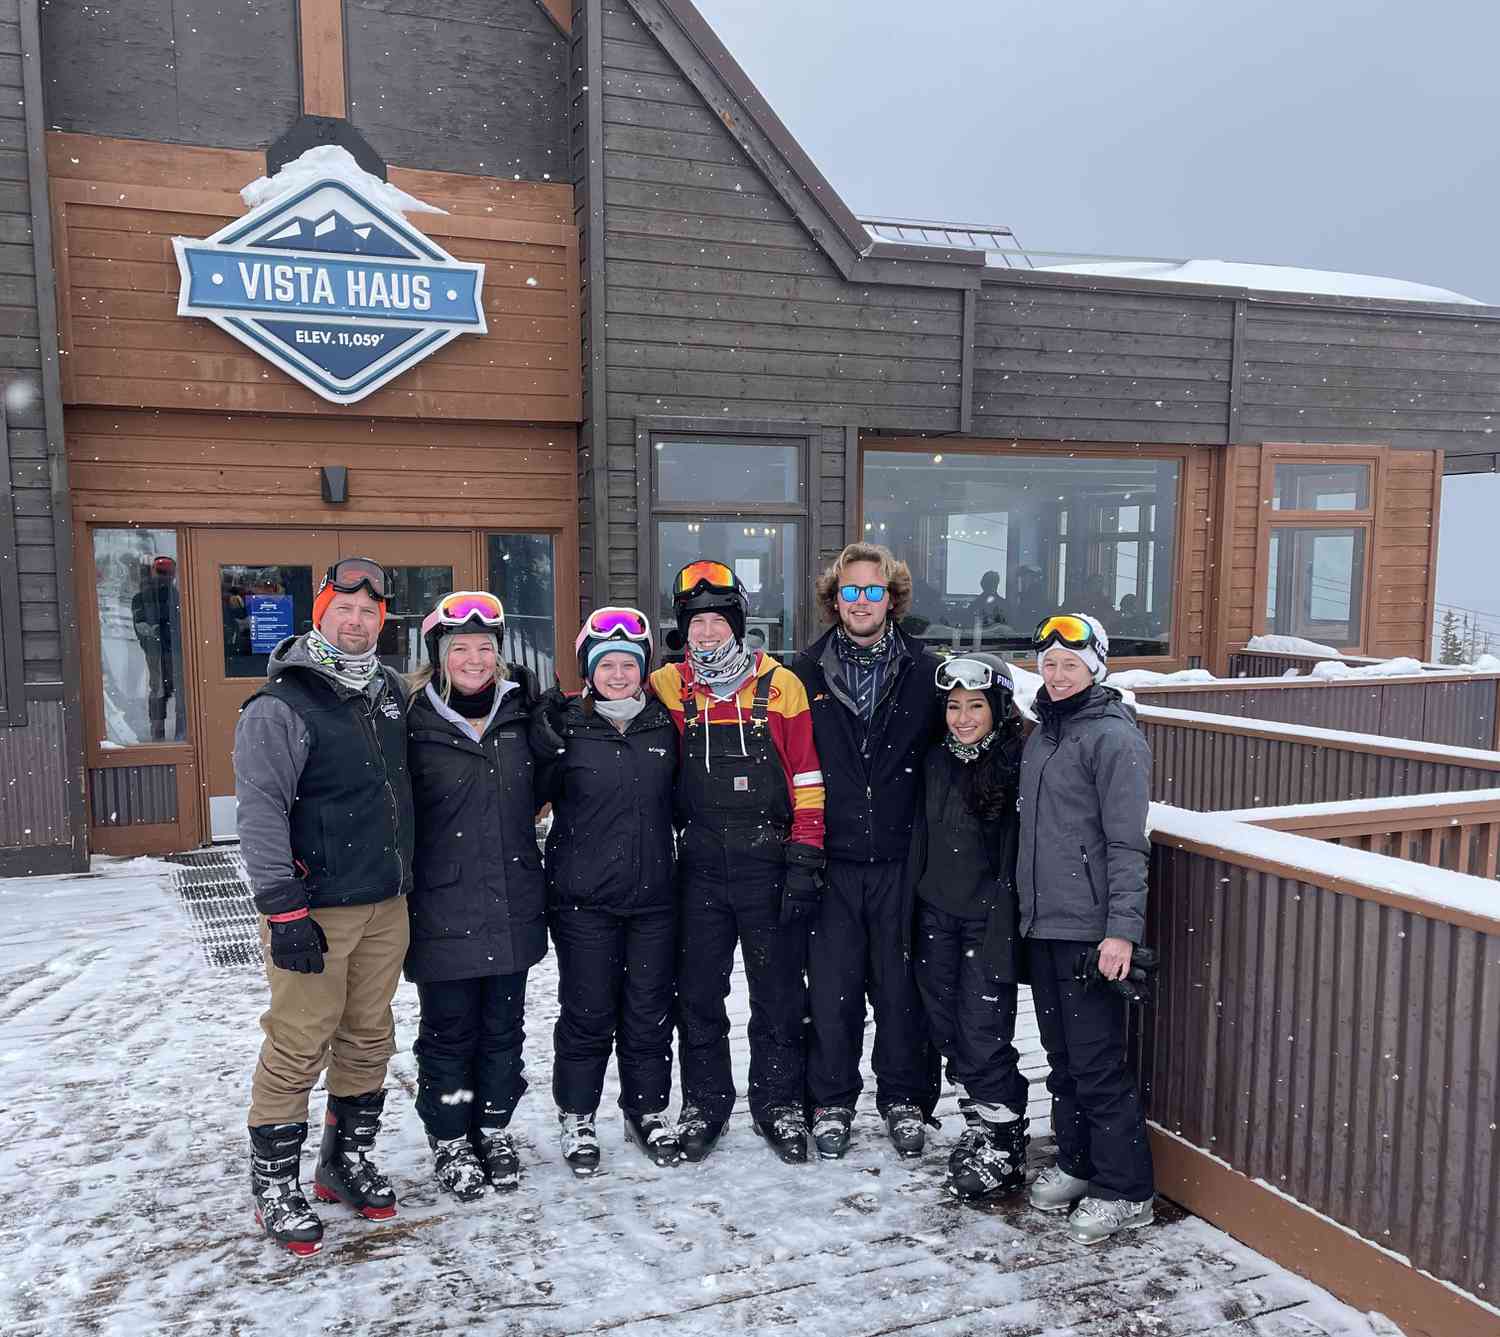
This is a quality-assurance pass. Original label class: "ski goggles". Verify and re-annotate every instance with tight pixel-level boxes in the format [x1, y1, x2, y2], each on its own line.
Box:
[574, 605, 652, 654]
[319, 557, 390, 601]
[672, 560, 739, 598]
[421, 590, 505, 639]
[838, 583, 888, 604]
[935, 656, 1007, 692]
[1033, 614, 1099, 653]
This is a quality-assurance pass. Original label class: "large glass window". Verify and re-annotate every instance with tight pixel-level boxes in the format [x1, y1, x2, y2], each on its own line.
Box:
[656, 519, 799, 653]
[654, 439, 801, 505]
[862, 451, 1181, 657]
[93, 528, 186, 746]
[1266, 527, 1366, 646]
[488, 533, 556, 685]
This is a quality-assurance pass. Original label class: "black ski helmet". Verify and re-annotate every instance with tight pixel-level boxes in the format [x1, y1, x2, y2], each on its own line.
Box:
[666, 560, 748, 651]
[421, 591, 505, 689]
[575, 607, 653, 685]
[935, 650, 1016, 726]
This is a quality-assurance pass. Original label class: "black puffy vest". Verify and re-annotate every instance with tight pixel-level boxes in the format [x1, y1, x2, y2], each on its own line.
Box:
[250, 666, 414, 909]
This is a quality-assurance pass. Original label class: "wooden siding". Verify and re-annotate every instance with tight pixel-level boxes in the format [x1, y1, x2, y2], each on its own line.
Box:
[971, 284, 1235, 444]
[66, 409, 578, 531]
[345, 0, 569, 181]
[593, 0, 963, 606]
[1368, 447, 1442, 657]
[46, 133, 581, 424]
[38, 0, 299, 151]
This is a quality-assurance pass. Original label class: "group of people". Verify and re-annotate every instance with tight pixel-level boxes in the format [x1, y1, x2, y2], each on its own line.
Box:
[234, 544, 1156, 1261]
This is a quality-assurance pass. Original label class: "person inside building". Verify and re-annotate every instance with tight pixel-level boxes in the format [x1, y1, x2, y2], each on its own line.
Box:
[235, 557, 413, 1257]
[962, 569, 1007, 630]
[650, 561, 826, 1164]
[530, 607, 681, 1176]
[403, 591, 544, 1202]
[909, 652, 1028, 1200]
[789, 543, 943, 1161]
[132, 553, 183, 741]
[1019, 613, 1156, 1244]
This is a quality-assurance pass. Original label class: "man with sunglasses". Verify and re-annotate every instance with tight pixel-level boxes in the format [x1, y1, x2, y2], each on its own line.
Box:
[790, 543, 945, 1161]
[234, 557, 415, 1256]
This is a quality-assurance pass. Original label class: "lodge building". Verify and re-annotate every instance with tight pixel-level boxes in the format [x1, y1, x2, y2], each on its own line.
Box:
[1, 0, 1498, 873]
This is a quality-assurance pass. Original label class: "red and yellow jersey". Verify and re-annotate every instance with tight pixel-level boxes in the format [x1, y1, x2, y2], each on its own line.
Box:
[650, 651, 825, 851]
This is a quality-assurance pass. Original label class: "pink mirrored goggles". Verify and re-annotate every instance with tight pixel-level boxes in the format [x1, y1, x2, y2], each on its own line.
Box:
[574, 605, 651, 654]
[421, 591, 505, 638]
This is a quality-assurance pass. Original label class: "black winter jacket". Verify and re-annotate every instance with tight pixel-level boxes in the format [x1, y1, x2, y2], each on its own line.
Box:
[790, 623, 944, 863]
[404, 674, 547, 984]
[537, 694, 678, 914]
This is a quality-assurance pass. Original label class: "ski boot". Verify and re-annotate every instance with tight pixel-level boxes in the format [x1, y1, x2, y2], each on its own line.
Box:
[1066, 1195, 1154, 1244]
[430, 1134, 488, 1203]
[676, 1105, 726, 1163]
[313, 1090, 398, 1220]
[946, 1109, 1028, 1201]
[811, 1105, 853, 1160]
[473, 1126, 521, 1191]
[1028, 1163, 1090, 1213]
[624, 1111, 682, 1166]
[559, 1110, 601, 1177]
[250, 1122, 323, 1257]
[752, 1105, 808, 1164]
[883, 1101, 928, 1159]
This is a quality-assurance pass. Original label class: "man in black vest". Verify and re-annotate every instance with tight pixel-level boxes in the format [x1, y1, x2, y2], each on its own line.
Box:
[791, 543, 945, 1160]
[234, 558, 414, 1257]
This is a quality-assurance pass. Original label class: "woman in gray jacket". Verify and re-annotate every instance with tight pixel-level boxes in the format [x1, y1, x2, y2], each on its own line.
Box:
[1017, 613, 1154, 1245]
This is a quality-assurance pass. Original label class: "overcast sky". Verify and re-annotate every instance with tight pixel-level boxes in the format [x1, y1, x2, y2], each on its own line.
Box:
[694, 0, 1500, 625]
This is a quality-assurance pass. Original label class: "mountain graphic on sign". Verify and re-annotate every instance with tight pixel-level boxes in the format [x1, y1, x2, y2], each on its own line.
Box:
[249, 209, 415, 259]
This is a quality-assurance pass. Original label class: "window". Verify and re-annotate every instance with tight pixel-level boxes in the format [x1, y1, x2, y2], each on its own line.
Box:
[488, 533, 556, 684]
[1272, 462, 1371, 512]
[93, 528, 186, 746]
[862, 450, 1181, 657]
[1266, 528, 1366, 646]
[644, 430, 809, 655]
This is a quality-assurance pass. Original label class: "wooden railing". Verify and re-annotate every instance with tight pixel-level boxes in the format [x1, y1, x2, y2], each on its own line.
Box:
[1134, 669, 1500, 751]
[1138, 704, 1500, 810]
[1222, 790, 1500, 878]
[1142, 803, 1499, 1336]
[1226, 647, 1388, 677]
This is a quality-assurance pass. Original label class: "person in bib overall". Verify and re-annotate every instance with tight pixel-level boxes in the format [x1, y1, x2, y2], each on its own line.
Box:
[649, 562, 826, 1164]
[530, 607, 681, 1177]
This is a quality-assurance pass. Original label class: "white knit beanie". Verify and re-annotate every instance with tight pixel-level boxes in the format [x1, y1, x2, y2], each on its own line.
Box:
[1036, 614, 1109, 684]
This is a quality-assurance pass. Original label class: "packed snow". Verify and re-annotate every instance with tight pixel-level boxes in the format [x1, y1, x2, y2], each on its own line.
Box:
[1218, 787, 1500, 825]
[1107, 669, 1217, 689]
[240, 144, 446, 216]
[1306, 656, 1427, 680]
[0, 859, 1403, 1336]
[1036, 258, 1483, 305]
[1244, 634, 1346, 659]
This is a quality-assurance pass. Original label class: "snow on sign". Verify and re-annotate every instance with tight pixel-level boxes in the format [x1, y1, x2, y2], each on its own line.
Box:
[172, 147, 486, 404]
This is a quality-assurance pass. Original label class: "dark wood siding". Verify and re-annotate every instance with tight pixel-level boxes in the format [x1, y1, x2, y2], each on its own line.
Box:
[971, 284, 1234, 444]
[345, 0, 569, 181]
[38, 0, 299, 150]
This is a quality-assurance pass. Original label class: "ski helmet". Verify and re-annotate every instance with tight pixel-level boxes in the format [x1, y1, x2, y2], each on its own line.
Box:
[667, 560, 748, 651]
[576, 606, 652, 687]
[421, 591, 505, 687]
[935, 650, 1016, 725]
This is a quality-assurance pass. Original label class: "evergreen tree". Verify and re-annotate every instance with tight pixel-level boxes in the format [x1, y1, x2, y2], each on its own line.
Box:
[1438, 609, 1464, 665]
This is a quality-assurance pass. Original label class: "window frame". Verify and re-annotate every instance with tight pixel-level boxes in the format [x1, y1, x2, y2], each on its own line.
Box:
[0, 399, 25, 726]
[1252, 444, 1386, 654]
[857, 437, 1195, 670]
[636, 417, 820, 657]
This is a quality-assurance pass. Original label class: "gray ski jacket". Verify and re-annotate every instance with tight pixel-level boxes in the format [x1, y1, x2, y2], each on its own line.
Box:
[1016, 685, 1151, 945]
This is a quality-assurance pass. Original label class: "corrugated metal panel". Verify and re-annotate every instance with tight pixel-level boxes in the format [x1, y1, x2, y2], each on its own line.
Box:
[0, 699, 72, 846]
[1145, 842, 1499, 1300]
[88, 764, 178, 826]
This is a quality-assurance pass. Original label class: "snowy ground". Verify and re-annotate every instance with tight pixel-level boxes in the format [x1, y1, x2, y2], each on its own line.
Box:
[0, 858, 1403, 1337]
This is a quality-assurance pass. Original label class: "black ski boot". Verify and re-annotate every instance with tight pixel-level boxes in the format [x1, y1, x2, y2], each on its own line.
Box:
[752, 1105, 808, 1164]
[883, 1101, 928, 1159]
[811, 1105, 853, 1160]
[676, 1105, 726, 1163]
[947, 1112, 1029, 1201]
[624, 1111, 682, 1166]
[430, 1135, 488, 1202]
[473, 1126, 521, 1191]
[313, 1090, 398, 1220]
[249, 1123, 323, 1257]
[559, 1111, 601, 1177]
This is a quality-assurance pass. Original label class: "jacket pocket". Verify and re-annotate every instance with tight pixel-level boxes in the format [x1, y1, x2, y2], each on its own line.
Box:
[410, 860, 465, 939]
[1080, 844, 1103, 906]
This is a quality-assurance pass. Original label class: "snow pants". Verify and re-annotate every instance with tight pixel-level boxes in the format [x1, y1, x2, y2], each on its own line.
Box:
[413, 970, 529, 1141]
[806, 858, 940, 1116]
[551, 905, 675, 1117]
[248, 895, 408, 1126]
[914, 902, 1028, 1115]
[1026, 937, 1154, 1203]
[675, 843, 808, 1125]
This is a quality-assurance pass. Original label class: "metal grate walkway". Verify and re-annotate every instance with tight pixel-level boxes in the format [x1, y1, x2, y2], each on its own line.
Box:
[163, 845, 261, 969]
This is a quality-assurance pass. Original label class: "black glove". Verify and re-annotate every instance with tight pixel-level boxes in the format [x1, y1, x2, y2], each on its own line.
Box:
[527, 686, 570, 760]
[1073, 944, 1159, 1004]
[269, 915, 328, 974]
[780, 842, 825, 926]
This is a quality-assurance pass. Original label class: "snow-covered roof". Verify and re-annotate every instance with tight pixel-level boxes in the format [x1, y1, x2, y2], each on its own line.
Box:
[1036, 258, 1481, 305]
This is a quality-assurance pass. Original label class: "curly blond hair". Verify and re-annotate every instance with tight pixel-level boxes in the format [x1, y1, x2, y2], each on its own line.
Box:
[814, 542, 912, 625]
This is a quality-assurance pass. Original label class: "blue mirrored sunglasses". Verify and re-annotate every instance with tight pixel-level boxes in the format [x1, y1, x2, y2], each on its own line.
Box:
[839, 583, 888, 603]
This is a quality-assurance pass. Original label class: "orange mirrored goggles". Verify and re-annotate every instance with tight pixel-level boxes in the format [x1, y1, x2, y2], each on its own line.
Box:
[672, 560, 738, 597]
[1033, 615, 1097, 652]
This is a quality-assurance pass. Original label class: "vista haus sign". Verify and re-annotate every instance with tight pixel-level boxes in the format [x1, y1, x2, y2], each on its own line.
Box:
[173, 149, 486, 404]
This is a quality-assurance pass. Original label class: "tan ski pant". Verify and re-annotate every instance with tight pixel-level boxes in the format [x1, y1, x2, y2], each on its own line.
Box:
[248, 896, 409, 1126]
